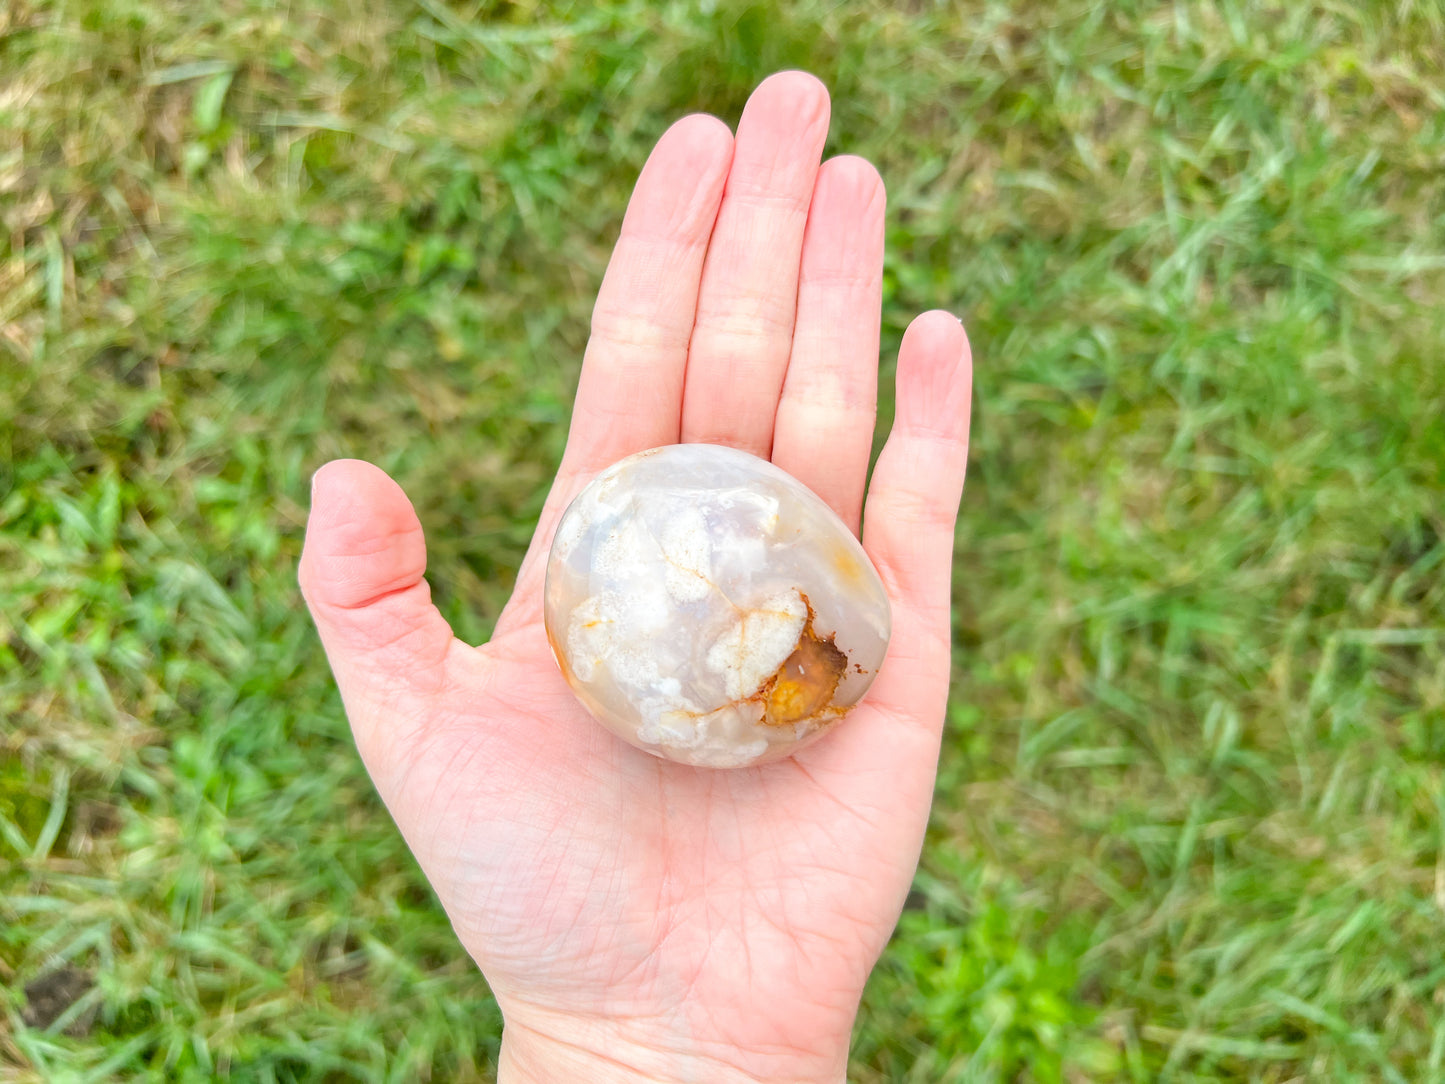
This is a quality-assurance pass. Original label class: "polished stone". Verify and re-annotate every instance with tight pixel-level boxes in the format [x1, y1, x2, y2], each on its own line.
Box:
[544, 444, 891, 768]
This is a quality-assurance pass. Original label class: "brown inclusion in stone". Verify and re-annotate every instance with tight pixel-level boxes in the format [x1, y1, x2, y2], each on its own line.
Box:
[761, 610, 848, 727]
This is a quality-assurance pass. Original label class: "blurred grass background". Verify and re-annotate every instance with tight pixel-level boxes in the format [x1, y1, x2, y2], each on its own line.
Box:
[2, 0, 1444, 1079]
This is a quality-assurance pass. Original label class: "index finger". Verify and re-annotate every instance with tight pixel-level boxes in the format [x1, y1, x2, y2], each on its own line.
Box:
[493, 114, 733, 638]
[561, 113, 735, 477]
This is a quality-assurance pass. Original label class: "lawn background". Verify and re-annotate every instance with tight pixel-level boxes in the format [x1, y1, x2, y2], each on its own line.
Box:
[3, 0, 1444, 1080]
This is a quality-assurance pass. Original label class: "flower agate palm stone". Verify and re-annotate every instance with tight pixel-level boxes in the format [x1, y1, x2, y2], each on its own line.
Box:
[543, 444, 891, 768]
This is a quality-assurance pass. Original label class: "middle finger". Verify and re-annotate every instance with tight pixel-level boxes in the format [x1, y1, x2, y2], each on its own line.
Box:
[680, 71, 831, 457]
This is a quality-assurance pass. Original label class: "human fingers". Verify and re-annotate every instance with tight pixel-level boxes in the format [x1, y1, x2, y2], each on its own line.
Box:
[680, 70, 831, 457]
[560, 113, 734, 477]
[298, 459, 468, 765]
[493, 114, 733, 638]
[769, 155, 885, 533]
[857, 311, 973, 728]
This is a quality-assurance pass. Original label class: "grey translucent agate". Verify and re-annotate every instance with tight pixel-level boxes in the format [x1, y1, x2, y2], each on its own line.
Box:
[543, 444, 891, 768]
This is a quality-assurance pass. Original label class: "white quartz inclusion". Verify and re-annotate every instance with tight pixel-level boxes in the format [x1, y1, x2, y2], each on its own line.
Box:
[706, 590, 807, 699]
[544, 444, 892, 769]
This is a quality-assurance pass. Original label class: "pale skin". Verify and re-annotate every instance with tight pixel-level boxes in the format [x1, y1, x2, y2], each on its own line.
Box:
[299, 72, 973, 1083]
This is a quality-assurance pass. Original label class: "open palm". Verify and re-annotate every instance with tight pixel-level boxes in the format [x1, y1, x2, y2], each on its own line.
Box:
[300, 73, 972, 1083]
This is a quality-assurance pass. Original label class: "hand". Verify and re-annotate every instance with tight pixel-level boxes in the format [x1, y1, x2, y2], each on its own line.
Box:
[299, 72, 972, 1084]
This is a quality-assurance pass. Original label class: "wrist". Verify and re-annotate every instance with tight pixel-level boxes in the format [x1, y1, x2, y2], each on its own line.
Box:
[496, 1011, 848, 1084]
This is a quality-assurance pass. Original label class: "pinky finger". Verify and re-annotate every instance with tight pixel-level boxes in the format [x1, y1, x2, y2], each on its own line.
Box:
[859, 310, 973, 723]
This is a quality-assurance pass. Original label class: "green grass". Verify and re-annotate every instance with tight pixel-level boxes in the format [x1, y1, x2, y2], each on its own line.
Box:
[3, 0, 1443, 1079]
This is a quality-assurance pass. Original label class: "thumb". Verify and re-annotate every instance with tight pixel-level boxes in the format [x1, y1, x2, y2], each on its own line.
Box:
[298, 459, 458, 757]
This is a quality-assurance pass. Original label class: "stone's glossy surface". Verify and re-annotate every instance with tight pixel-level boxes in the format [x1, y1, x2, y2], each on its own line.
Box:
[543, 444, 892, 768]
